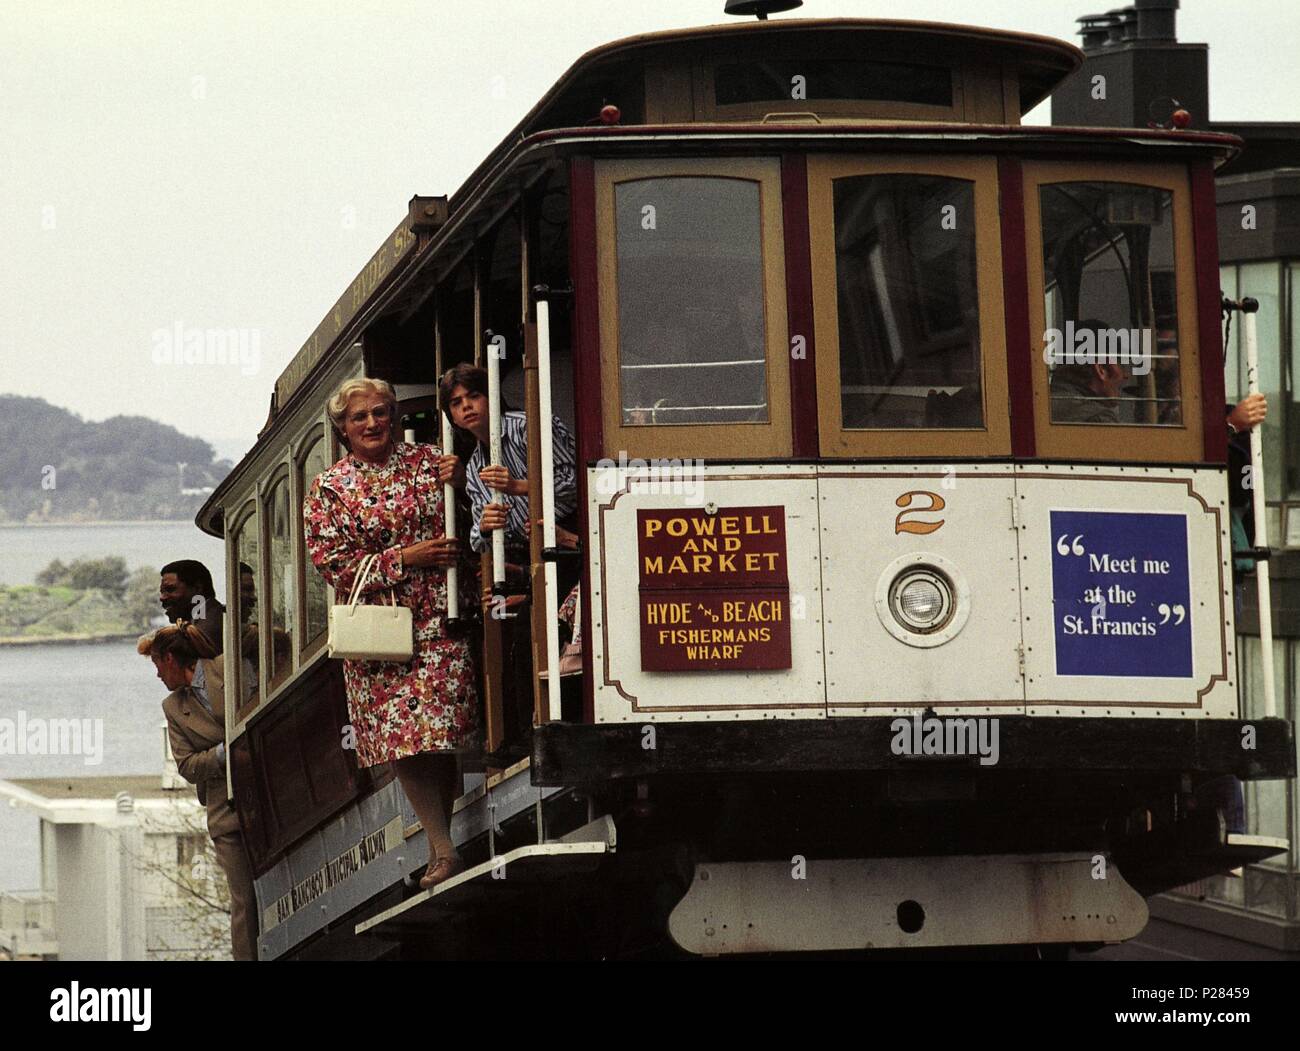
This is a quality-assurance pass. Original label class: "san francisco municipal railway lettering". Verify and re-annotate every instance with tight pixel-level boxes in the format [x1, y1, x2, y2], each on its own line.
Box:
[637, 506, 791, 671]
[266, 816, 403, 931]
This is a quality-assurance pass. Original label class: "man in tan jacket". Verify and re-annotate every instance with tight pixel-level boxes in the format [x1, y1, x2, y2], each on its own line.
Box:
[140, 623, 257, 961]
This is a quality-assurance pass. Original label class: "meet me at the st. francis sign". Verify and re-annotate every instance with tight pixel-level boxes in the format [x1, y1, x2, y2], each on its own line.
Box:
[637, 505, 792, 671]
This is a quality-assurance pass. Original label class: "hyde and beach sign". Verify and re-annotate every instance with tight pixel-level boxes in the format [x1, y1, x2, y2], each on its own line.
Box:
[1049, 509, 1193, 678]
[637, 505, 792, 671]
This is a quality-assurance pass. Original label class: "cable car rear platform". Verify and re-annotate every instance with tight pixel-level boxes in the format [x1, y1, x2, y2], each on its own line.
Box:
[531, 716, 1295, 785]
[344, 718, 1292, 956]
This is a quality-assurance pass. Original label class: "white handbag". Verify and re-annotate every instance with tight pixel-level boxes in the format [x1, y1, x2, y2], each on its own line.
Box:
[327, 553, 414, 662]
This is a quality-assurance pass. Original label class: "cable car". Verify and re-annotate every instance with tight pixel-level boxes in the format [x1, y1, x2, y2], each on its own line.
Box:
[196, 3, 1295, 959]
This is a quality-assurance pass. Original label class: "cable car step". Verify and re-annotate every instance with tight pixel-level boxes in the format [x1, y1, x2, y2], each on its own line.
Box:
[354, 815, 616, 936]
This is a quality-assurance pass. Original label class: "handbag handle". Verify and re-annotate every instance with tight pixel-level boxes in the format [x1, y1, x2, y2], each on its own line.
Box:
[346, 553, 396, 609]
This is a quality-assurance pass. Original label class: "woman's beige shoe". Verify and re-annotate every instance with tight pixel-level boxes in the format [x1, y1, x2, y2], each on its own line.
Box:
[419, 856, 466, 890]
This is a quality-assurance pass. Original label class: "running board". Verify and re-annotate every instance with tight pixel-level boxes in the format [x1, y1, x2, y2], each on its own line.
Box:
[355, 815, 616, 936]
[667, 852, 1148, 954]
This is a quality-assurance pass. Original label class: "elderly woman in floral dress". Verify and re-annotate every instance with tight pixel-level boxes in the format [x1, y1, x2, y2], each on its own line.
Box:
[304, 377, 476, 889]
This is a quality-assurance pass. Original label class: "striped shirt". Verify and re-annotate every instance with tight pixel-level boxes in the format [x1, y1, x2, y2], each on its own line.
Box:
[466, 410, 578, 552]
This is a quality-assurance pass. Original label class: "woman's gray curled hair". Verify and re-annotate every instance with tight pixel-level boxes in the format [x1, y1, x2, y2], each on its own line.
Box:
[326, 377, 399, 444]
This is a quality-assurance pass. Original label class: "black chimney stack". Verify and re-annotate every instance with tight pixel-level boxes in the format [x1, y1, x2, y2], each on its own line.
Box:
[1135, 0, 1178, 41]
[1052, 0, 1206, 128]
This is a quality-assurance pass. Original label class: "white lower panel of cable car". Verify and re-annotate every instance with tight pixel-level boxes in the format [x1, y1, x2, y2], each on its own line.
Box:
[667, 852, 1148, 954]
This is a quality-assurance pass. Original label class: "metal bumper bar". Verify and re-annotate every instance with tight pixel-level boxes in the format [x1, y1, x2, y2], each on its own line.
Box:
[533, 717, 1296, 786]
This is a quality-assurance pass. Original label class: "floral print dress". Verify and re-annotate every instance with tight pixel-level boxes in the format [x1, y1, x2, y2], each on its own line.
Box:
[304, 442, 478, 767]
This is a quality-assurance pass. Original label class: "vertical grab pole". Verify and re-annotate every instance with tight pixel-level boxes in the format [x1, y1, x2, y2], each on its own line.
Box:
[536, 294, 562, 723]
[441, 411, 460, 623]
[1242, 303, 1277, 718]
[487, 333, 507, 593]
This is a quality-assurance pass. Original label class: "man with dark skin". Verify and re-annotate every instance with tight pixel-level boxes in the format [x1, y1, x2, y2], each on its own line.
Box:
[159, 559, 225, 656]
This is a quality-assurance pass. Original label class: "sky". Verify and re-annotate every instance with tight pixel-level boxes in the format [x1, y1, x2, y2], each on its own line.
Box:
[3, 0, 1297, 463]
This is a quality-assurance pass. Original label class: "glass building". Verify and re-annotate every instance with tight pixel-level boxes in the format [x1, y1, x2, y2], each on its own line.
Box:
[1054, 1, 1299, 956]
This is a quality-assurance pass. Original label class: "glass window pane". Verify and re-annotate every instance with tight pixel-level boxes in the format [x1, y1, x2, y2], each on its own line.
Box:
[1240, 262, 1282, 501]
[302, 437, 330, 647]
[233, 512, 260, 715]
[832, 174, 982, 429]
[266, 477, 294, 690]
[715, 59, 952, 107]
[1041, 182, 1181, 426]
[615, 176, 768, 425]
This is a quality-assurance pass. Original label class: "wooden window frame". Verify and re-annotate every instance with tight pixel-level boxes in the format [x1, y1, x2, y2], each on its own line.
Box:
[261, 465, 295, 699]
[595, 156, 792, 460]
[295, 425, 330, 662]
[807, 154, 1010, 458]
[1023, 160, 1204, 463]
[692, 57, 965, 124]
[227, 499, 260, 732]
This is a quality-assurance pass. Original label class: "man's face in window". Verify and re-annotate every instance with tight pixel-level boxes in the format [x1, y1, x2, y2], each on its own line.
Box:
[1092, 362, 1131, 400]
[159, 572, 196, 622]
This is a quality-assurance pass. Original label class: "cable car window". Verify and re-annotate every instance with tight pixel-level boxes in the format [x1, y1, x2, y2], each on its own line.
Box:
[1040, 182, 1181, 426]
[266, 475, 294, 691]
[831, 174, 983, 429]
[614, 176, 768, 426]
[232, 509, 260, 718]
[715, 59, 952, 108]
[301, 436, 330, 650]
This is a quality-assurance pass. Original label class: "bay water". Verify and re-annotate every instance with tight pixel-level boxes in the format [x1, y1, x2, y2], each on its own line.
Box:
[0, 521, 226, 890]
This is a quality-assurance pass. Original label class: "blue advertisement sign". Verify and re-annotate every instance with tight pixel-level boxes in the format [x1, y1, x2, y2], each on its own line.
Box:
[1049, 509, 1192, 678]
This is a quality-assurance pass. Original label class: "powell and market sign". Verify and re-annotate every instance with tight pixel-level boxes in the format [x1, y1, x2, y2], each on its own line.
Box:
[636, 505, 792, 671]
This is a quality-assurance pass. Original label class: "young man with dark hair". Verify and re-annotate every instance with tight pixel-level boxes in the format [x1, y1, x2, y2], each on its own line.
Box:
[439, 363, 580, 763]
[438, 363, 579, 558]
[159, 559, 225, 656]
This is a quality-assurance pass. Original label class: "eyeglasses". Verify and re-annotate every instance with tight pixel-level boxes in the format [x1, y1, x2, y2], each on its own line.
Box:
[347, 406, 392, 425]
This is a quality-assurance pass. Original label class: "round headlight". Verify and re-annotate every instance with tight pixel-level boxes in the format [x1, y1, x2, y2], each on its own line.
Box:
[889, 568, 953, 633]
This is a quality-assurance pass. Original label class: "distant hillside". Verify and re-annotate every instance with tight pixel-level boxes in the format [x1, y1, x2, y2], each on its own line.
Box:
[0, 395, 232, 523]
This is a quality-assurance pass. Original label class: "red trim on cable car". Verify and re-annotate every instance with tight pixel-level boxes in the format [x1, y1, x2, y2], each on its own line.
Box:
[781, 153, 819, 458]
[998, 156, 1036, 458]
[1190, 160, 1228, 463]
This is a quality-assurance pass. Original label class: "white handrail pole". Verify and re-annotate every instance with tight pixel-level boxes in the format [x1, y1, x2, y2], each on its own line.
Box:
[1243, 309, 1277, 719]
[441, 411, 459, 621]
[537, 298, 562, 723]
[487, 334, 506, 590]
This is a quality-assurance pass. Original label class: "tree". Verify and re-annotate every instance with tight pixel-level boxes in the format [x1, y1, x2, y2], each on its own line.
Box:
[118, 799, 234, 961]
[34, 556, 130, 599]
[124, 566, 161, 629]
[35, 559, 69, 586]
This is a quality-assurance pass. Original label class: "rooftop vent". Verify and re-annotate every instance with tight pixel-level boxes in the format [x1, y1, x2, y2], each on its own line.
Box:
[724, 0, 803, 19]
[1081, 2, 1178, 49]
[1076, 13, 1119, 50]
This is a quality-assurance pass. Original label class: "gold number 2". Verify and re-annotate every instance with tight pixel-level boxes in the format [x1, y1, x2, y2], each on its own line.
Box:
[894, 491, 946, 535]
